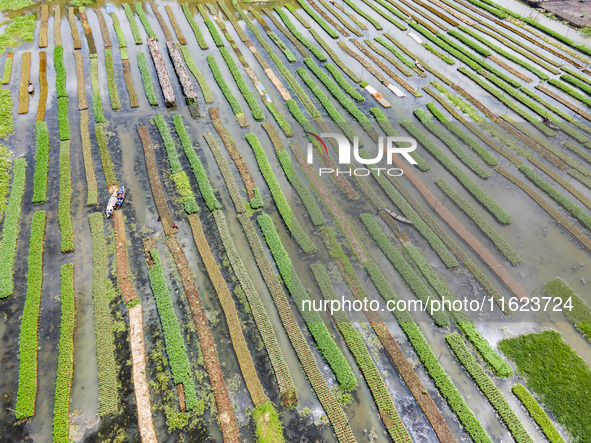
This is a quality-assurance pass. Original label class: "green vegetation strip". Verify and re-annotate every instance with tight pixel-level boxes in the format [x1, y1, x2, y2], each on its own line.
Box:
[89, 213, 119, 416]
[95, 124, 116, 187]
[435, 179, 520, 265]
[274, 7, 326, 61]
[294, 0, 338, 38]
[0, 15, 35, 55]
[197, 5, 223, 47]
[173, 115, 220, 212]
[544, 278, 591, 342]
[109, 12, 127, 48]
[90, 58, 105, 123]
[518, 165, 591, 231]
[0, 146, 9, 222]
[137, 52, 158, 106]
[311, 263, 412, 442]
[146, 247, 198, 410]
[414, 109, 490, 179]
[426, 103, 498, 166]
[403, 119, 512, 224]
[246, 133, 316, 253]
[499, 330, 591, 442]
[135, 2, 156, 39]
[153, 115, 199, 214]
[257, 214, 356, 391]
[122, 3, 142, 44]
[178, 46, 212, 103]
[53, 263, 75, 442]
[182, 4, 207, 49]
[32, 121, 49, 204]
[207, 54, 246, 126]
[446, 333, 532, 442]
[54, 46, 66, 99]
[220, 47, 264, 121]
[1, 52, 13, 84]
[59, 141, 74, 253]
[105, 48, 121, 110]
[15, 210, 46, 419]
[58, 97, 70, 141]
[549, 78, 591, 108]
[362, 259, 491, 441]
[512, 385, 565, 443]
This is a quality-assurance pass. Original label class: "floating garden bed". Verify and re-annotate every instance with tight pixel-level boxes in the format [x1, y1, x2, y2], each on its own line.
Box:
[135, 2, 156, 39]
[15, 210, 47, 420]
[512, 385, 565, 443]
[207, 54, 248, 127]
[137, 52, 158, 106]
[58, 141, 74, 253]
[122, 3, 142, 44]
[544, 278, 591, 342]
[32, 121, 49, 204]
[79, 110, 98, 205]
[182, 4, 207, 49]
[274, 7, 326, 61]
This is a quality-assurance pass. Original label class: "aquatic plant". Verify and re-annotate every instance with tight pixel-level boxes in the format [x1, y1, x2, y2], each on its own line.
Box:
[53, 263, 76, 441]
[147, 248, 198, 410]
[544, 278, 591, 342]
[207, 55, 245, 122]
[32, 121, 49, 203]
[179, 46, 212, 103]
[181, 4, 207, 49]
[15, 210, 47, 420]
[0, 158, 26, 299]
[274, 7, 326, 61]
[294, 0, 338, 38]
[265, 103, 292, 137]
[220, 47, 264, 121]
[512, 385, 565, 443]
[257, 214, 356, 390]
[499, 330, 591, 442]
[135, 2, 157, 39]
[0, 15, 35, 55]
[446, 333, 532, 442]
[246, 133, 316, 254]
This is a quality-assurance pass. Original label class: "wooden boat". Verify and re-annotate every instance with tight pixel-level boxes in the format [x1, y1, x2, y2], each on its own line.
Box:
[379, 208, 414, 225]
[105, 186, 125, 217]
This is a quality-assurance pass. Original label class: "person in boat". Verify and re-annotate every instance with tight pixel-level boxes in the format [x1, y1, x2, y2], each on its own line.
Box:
[106, 208, 113, 217]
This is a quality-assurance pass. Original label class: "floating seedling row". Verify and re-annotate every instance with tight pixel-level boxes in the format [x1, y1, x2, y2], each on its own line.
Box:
[213, 208, 297, 406]
[317, 0, 363, 37]
[150, 2, 173, 42]
[207, 54, 248, 126]
[544, 279, 591, 343]
[2, 51, 14, 85]
[414, 108, 491, 179]
[294, 0, 340, 38]
[121, 4, 142, 44]
[164, 5, 186, 45]
[0, 158, 26, 299]
[153, 115, 199, 213]
[435, 178, 520, 265]
[220, 47, 264, 120]
[143, 243, 198, 411]
[181, 4, 207, 49]
[178, 46, 211, 104]
[252, 10, 296, 62]
[135, 2, 156, 40]
[52, 263, 75, 441]
[79, 110, 98, 205]
[188, 213, 270, 407]
[68, 7, 81, 49]
[310, 263, 413, 442]
[164, 233, 241, 440]
[15, 210, 47, 420]
[246, 133, 317, 253]
[402, 243, 513, 375]
[31, 121, 49, 203]
[58, 140, 74, 253]
[446, 333, 532, 442]
[88, 213, 119, 416]
[197, 4, 223, 47]
[256, 212, 356, 390]
[511, 384, 565, 443]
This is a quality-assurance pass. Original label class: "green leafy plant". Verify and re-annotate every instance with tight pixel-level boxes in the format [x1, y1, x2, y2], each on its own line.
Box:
[446, 333, 531, 442]
[0, 158, 26, 299]
[294, 0, 338, 38]
[58, 97, 70, 141]
[544, 278, 591, 342]
[274, 7, 326, 61]
[137, 52, 158, 106]
[105, 48, 121, 110]
[109, 12, 127, 48]
[58, 141, 74, 253]
[15, 210, 47, 419]
[54, 45, 67, 98]
[32, 121, 49, 203]
[499, 330, 591, 442]
[179, 46, 212, 103]
[182, 4, 207, 49]
[207, 54, 245, 121]
[135, 2, 157, 39]
[266, 103, 292, 137]
[512, 385, 565, 443]
[122, 3, 142, 44]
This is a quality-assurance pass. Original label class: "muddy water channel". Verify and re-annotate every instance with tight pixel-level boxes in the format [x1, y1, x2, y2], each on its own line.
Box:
[1, 0, 591, 441]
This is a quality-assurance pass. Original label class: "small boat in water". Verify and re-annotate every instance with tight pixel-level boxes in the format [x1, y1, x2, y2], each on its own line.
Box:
[105, 186, 125, 218]
[27, 81, 34, 94]
[379, 208, 414, 225]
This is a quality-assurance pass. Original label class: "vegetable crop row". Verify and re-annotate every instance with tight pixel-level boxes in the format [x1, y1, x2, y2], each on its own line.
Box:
[518, 165, 591, 231]
[257, 214, 357, 391]
[135, 2, 156, 39]
[153, 115, 199, 214]
[54, 46, 66, 98]
[2, 52, 13, 85]
[403, 119, 512, 224]
[32, 121, 49, 203]
[58, 141, 74, 253]
[122, 3, 142, 44]
[108, 12, 127, 48]
[105, 48, 121, 110]
[173, 115, 220, 212]
[310, 263, 412, 442]
[294, 0, 338, 38]
[361, 214, 449, 326]
[426, 102, 498, 166]
[181, 4, 207, 49]
[14, 210, 46, 420]
[207, 54, 246, 126]
[414, 108, 491, 179]
[544, 278, 591, 342]
[89, 213, 119, 416]
[362, 261, 491, 441]
[146, 248, 198, 410]
[58, 97, 70, 141]
[245, 133, 316, 253]
[220, 47, 264, 121]
[435, 179, 520, 265]
[324, 63, 364, 102]
[53, 263, 76, 442]
[136, 52, 158, 106]
[512, 384, 565, 443]
[446, 333, 532, 442]
[548, 78, 591, 108]
[274, 7, 326, 61]
[179, 46, 212, 103]
[198, 6, 223, 47]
